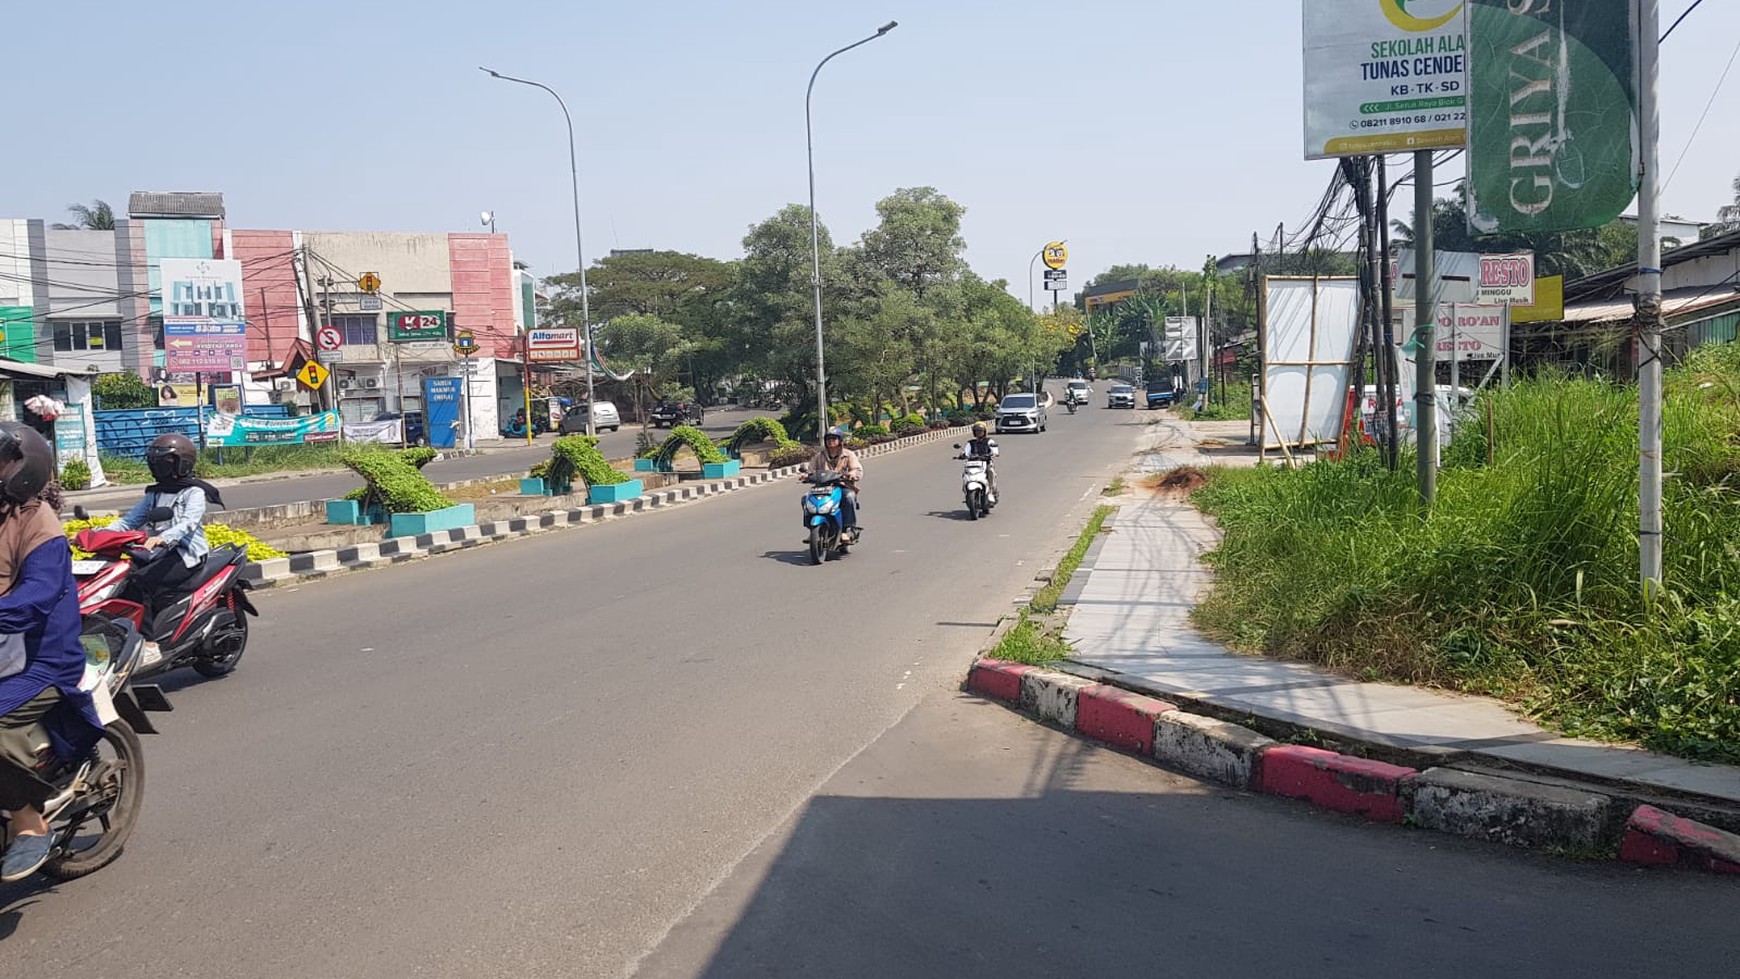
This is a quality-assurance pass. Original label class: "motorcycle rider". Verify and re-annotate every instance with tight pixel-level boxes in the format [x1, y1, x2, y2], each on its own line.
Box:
[958, 422, 999, 506]
[0, 422, 102, 882]
[108, 433, 221, 659]
[808, 426, 863, 539]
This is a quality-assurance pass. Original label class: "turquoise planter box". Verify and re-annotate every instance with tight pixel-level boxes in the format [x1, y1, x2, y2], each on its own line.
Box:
[520, 477, 549, 496]
[634, 458, 659, 472]
[325, 500, 386, 525]
[588, 479, 642, 504]
[702, 460, 741, 478]
[388, 504, 476, 538]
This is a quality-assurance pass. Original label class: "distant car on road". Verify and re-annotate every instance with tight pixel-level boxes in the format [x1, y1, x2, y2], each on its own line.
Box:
[1145, 380, 1178, 409]
[558, 401, 621, 434]
[372, 410, 426, 445]
[1065, 379, 1092, 405]
[995, 393, 1047, 434]
[1107, 384, 1137, 409]
[649, 399, 705, 428]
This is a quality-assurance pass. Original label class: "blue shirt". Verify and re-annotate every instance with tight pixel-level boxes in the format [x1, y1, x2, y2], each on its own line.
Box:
[0, 538, 103, 758]
[112, 485, 208, 568]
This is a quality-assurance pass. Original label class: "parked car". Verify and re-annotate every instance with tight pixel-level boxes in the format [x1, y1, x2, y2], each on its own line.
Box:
[1107, 383, 1137, 409]
[1065, 379, 1092, 405]
[649, 399, 705, 428]
[995, 393, 1047, 434]
[372, 410, 426, 444]
[1145, 379, 1178, 409]
[558, 401, 621, 433]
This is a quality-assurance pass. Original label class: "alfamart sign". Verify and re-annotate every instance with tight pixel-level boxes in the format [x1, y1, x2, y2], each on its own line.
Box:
[1466, 0, 1638, 233]
[1303, 0, 1470, 159]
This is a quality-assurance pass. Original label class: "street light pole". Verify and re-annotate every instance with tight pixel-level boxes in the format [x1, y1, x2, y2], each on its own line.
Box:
[806, 20, 898, 442]
[480, 66, 597, 437]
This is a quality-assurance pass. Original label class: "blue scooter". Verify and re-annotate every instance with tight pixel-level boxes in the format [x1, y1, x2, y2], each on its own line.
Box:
[801, 470, 856, 565]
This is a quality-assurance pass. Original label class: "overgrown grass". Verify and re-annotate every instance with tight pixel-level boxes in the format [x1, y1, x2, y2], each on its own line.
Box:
[1102, 475, 1126, 496]
[991, 505, 1115, 665]
[1190, 344, 1740, 762]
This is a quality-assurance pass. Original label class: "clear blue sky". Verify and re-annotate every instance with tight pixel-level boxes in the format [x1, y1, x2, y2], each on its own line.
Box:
[7, 1, 1737, 293]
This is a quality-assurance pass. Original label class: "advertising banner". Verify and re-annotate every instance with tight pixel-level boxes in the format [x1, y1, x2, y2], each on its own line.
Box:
[526, 327, 582, 363]
[1404, 304, 1507, 361]
[205, 411, 341, 447]
[1303, 0, 1469, 159]
[388, 310, 447, 343]
[1161, 317, 1199, 362]
[1394, 249, 1534, 306]
[1466, 0, 1638, 233]
[161, 258, 247, 372]
[341, 418, 403, 444]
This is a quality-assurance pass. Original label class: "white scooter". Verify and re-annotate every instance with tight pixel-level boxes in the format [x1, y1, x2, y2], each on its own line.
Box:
[954, 442, 999, 520]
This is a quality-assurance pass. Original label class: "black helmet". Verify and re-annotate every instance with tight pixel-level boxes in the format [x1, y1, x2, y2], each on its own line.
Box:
[146, 432, 198, 483]
[0, 421, 55, 505]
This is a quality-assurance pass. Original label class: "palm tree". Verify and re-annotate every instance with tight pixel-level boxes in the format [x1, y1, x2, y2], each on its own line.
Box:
[52, 199, 115, 231]
[1712, 173, 1740, 236]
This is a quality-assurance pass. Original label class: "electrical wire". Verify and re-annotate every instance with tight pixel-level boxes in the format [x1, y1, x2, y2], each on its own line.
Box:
[1661, 0, 1705, 41]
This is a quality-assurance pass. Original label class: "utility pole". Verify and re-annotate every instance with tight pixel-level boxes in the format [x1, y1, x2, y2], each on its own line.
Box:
[1376, 155, 1399, 471]
[1413, 149, 1437, 504]
[1637, 0, 1664, 595]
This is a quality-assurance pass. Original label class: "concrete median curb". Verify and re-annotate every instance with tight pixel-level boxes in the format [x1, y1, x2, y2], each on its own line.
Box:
[964, 656, 1739, 877]
[242, 424, 972, 591]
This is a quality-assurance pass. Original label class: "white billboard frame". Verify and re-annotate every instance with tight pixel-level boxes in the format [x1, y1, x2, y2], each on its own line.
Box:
[1259, 276, 1363, 454]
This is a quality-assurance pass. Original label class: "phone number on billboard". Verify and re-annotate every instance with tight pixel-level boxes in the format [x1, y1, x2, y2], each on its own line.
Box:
[1349, 112, 1466, 130]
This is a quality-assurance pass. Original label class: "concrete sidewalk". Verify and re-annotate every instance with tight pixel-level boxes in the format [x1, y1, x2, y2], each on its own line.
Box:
[1061, 423, 1740, 809]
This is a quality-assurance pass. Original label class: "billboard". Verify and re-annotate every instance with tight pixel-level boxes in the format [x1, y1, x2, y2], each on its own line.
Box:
[205, 410, 341, 447]
[388, 310, 448, 343]
[1466, 0, 1638, 233]
[1303, 0, 1469, 159]
[1161, 317, 1199, 362]
[1394, 249, 1535, 306]
[1261, 277, 1363, 449]
[526, 327, 582, 363]
[160, 258, 246, 372]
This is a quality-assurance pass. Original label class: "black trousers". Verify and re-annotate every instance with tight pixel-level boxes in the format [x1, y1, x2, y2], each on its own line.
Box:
[0, 688, 60, 812]
[128, 552, 199, 613]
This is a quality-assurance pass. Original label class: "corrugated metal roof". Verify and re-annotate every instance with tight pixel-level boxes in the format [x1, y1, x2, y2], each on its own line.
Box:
[127, 191, 225, 219]
[0, 357, 98, 380]
[1564, 227, 1740, 303]
[1564, 285, 1740, 323]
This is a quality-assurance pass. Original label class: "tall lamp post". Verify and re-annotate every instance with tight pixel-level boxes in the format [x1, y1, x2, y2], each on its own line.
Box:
[807, 20, 898, 442]
[480, 66, 597, 436]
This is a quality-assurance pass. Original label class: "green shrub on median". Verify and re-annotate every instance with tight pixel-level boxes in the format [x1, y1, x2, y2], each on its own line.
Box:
[548, 435, 629, 488]
[340, 447, 453, 514]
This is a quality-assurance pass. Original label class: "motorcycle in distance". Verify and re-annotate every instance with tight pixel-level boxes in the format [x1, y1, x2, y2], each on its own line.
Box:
[0, 615, 172, 880]
[954, 442, 998, 520]
[1065, 394, 1078, 414]
[799, 470, 856, 565]
[71, 506, 258, 680]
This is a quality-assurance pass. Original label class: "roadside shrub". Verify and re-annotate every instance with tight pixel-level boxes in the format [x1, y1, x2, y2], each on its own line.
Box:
[635, 429, 659, 459]
[343, 447, 442, 501]
[655, 424, 729, 468]
[60, 458, 92, 490]
[768, 443, 812, 468]
[853, 424, 891, 440]
[340, 448, 453, 514]
[64, 515, 287, 562]
[845, 437, 870, 452]
[548, 435, 628, 488]
[927, 417, 953, 430]
[729, 417, 791, 456]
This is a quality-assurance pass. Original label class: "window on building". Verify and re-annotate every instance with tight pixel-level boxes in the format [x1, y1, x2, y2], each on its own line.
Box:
[52, 320, 124, 353]
[150, 315, 163, 351]
[333, 315, 377, 346]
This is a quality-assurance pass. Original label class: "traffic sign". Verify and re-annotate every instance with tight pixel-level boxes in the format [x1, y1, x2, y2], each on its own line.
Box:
[296, 360, 331, 391]
[1042, 241, 1069, 270]
[358, 272, 381, 294]
[358, 294, 383, 312]
[316, 325, 343, 351]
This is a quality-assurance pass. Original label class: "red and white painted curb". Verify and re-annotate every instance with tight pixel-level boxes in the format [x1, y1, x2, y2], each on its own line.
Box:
[967, 657, 1738, 876]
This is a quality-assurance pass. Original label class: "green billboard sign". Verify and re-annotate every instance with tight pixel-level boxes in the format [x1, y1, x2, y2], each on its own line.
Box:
[387, 310, 447, 343]
[1466, 0, 1638, 235]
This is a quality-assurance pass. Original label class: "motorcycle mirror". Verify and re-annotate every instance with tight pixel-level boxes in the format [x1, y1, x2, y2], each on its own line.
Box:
[73, 504, 89, 521]
[147, 506, 175, 522]
[952, 443, 962, 449]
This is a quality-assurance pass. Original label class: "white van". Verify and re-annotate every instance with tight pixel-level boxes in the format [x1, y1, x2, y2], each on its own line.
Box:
[558, 401, 621, 433]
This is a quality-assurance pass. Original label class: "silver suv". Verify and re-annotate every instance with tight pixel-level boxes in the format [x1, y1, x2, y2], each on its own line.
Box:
[995, 393, 1047, 434]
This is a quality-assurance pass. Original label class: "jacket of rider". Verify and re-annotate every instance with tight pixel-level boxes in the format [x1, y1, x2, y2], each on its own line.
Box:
[809, 446, 863, 488]
[0, 501, 103, 760]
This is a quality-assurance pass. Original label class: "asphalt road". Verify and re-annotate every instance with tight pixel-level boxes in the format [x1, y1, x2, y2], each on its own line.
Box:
[68, 408, 764, 513]
[2, 389, 1148, 976]
[637, 695, 1737, 978]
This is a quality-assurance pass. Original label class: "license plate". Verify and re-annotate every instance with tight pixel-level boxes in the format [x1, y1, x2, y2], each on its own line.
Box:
[71, 560, 110, 575]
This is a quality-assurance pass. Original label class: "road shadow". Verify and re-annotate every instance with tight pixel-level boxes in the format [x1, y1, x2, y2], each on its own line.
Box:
[924, 510, 974, 522]
[0, 879, 53, 942]
[759, 549, 817, 567]
[632, 697, 1739, 979]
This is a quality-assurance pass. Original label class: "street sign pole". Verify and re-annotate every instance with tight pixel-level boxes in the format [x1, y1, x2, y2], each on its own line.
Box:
[462, 353, 475, 452]
[1638, 0, 1664, 597]
[1414, 148, 1437, 505]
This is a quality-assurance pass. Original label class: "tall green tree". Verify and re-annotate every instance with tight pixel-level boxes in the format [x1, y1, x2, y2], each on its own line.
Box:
[52, 199, 115, 231]
[856, 187, 967, 303]
[1390, 180, 1636, 277]
[1709, 172, 1740, 238]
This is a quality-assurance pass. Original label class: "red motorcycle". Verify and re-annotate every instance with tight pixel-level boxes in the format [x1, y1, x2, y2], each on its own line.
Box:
[72, 523, 258, 680]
